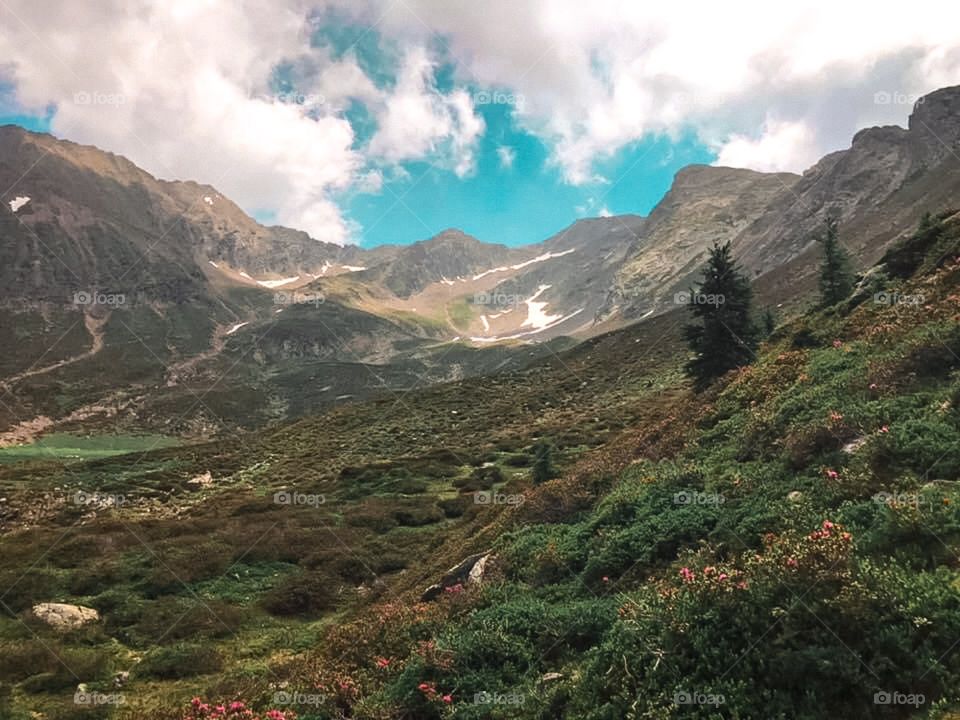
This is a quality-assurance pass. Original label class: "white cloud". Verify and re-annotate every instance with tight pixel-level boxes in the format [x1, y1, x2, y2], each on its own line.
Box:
[367, 47, 484, 177]
[330, 0, 960, 177]
[1, 0, 959, 239]
[497, 145, 516, 168]
[714, 117, 821, 173]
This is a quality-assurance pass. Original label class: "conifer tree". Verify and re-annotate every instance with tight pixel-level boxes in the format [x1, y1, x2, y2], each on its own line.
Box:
[683, 241, 758, 390]
[817, 217, 854, 306]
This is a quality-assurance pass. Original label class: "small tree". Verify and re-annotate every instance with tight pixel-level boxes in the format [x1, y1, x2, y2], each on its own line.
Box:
[762, 306, 777, 337]
[531, 440, 556, 485]
[817, 217, 853, 306]
[683, 241, 758, 390]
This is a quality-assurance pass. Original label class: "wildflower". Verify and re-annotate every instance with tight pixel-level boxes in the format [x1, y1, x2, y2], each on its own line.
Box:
[679, 567, 695, 583]
[442, 695, 453, 704]
[786, 557, 798, 568]
[376, 657, 391, 669]
[703, 566, 715, 575]
[869, 383, 878, 390]
[718, 573, 728, 581]
[822, 520, 834, 531]
[825, 468, 839, 479]
[833, 339, 843, 348]
[879, 425, 889, 433]
[829, 411, 844, 422]
[602, 576, 609, 583]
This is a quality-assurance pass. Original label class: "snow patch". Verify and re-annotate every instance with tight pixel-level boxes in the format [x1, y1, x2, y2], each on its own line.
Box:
[239, 271, 252, 279]
[441, 276, 455, 286]
[256, 276, 299, 289]
[226, 322, 248, 335]
[469, 308, 584, 343]
[472, 248, 576, 281]
[342, 265, 367, 272]
[203, 195, 214, 206]
[480, 315, 490, 331]
[522, 285, 561, 330]
[8, 196, 30, 212]
[208, 261, 219, 268]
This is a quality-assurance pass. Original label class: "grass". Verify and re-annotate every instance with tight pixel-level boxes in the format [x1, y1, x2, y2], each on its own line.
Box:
[0, 433, 178, 463]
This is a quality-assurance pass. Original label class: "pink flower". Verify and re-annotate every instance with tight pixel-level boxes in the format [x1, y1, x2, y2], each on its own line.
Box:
[602, 576, 609, 583]
[833, 339, 843, 348]
[718, 573, 728, 581]
[442, 695, 453, 704]
[825, 469, 839, 479]
[376, 657, 391, 668]
[869, 383, 879, 390]
[822, 520, 834, 530]
[679, 567, 695, 583]
[879, 425, 889, 433]
[786, 557, 798, 567]
[703, 566, 715, 575]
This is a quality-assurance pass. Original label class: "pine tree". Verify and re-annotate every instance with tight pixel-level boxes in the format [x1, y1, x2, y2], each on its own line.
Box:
[531, 440, 556, 485]
[817, 217, 853, 306]
[762, 306, 777, 337]
[683, 241, 758, 390]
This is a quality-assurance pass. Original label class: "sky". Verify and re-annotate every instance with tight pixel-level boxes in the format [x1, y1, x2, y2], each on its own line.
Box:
[0, 1, 958, 248]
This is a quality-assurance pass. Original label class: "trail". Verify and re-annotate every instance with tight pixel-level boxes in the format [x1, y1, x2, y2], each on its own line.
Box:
[1, 312, 109, 388]
[163, 321, 239, 386]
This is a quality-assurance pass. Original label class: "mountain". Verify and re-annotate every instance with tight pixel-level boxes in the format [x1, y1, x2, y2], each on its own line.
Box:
[607, 84, 960, 318]
[2, 84, 959, 443]
[2, 202, 959, 718]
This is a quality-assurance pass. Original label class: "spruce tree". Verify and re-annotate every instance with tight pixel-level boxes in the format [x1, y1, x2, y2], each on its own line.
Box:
[531, 440, 556, 485]
[683, 241, 758, 390]
[817, 217, 853, 306]
[762, 306, 777, 336]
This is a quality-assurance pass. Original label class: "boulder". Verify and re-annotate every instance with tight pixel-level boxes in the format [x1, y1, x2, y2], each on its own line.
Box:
[32, 602, 100, 629]
[420, 551, 494, 601]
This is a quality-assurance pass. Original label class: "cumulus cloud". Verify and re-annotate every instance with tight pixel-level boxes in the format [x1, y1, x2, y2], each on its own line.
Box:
[1, 0, 959, 241]
[328, 0, 960, 176]
[714, 118, 821, 173]
[367, 47, 484, 177]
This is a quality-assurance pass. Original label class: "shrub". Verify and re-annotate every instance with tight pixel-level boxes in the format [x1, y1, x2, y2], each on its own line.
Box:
[138, 643, 223, 679]
[261, 571, 340, 617]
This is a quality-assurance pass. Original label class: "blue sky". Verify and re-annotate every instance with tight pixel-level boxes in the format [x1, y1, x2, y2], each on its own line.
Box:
[340, 106, 714, 248]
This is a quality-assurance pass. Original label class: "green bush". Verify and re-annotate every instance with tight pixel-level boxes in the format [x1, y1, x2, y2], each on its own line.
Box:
[138, 642, 223, 679]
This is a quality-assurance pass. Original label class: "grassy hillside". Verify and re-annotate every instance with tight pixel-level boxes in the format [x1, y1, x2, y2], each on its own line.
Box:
[1, 210, 958, 719]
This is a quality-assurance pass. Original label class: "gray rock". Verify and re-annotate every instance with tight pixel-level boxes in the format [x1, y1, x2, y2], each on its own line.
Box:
[32, 603, 100, 629]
